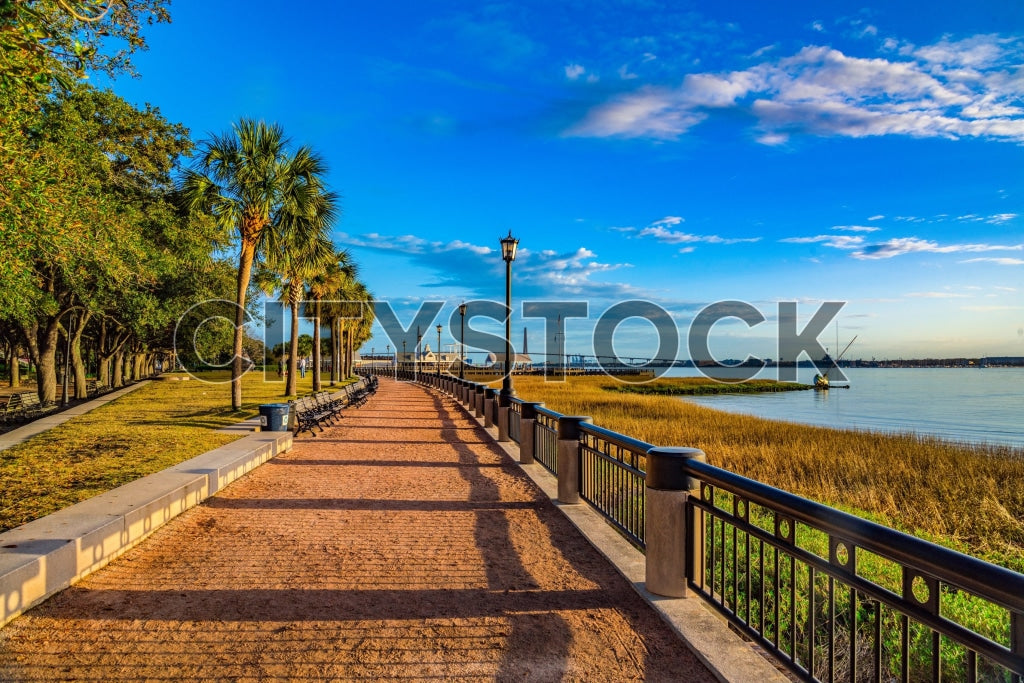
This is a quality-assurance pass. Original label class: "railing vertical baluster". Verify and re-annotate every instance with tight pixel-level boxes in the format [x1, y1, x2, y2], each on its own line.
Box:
[774, 542, 781, 652]
[809, 564, 816, 678]
[759, 538, 766, 636]
[787, 554, 794, 660]
[849, 585, 857, 683]
[901, 614, 909, 683]
[721, 517, 727, 607]
[828, 576, 835, 683]
[746, 519, 752, 627]
[732, 517, 738, 613]
[873, 600, 881, 682]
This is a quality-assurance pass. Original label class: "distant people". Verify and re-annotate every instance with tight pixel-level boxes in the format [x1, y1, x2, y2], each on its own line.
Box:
[277, 359, 284, 378]
[299, 357, 307, 378]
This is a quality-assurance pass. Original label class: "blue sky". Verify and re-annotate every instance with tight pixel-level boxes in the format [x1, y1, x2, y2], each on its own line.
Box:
[104, 1, 1024, 362]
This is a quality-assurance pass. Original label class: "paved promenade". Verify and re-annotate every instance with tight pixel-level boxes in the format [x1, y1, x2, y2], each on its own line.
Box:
[0, 379, 715, 681]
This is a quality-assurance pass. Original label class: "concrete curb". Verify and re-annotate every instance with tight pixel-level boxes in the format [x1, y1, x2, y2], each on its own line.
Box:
[0, 428, 292, 628]
[426, 381, 790, 683]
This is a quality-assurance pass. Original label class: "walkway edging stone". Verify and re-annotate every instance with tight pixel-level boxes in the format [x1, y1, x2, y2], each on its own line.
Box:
[0, 428, 292, 628]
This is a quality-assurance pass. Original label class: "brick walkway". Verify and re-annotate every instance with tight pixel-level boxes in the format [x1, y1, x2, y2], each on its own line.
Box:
[0, 379, 715, 681]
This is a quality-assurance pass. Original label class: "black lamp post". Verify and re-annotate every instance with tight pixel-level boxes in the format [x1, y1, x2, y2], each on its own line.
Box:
[436, 324, 442, 376]
[458, 302, 467, 380]
[499, 231, 518, 401]
[402, 339, 406, 367]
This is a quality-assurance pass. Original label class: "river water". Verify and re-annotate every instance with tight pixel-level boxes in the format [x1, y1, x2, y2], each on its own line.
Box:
[659, 367, 1024, 450]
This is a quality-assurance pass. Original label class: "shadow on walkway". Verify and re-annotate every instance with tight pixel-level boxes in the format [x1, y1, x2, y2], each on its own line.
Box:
[0, 378, 715, 682]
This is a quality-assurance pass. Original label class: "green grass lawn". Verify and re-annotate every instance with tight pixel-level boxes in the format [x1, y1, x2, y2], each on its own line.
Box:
[0, 371, 353, 532]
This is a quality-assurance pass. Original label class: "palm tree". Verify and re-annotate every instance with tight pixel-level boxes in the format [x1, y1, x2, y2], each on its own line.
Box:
[180, 119, 331, 410]
[307, 250, 355, 391]
[258, 203, 337, 396]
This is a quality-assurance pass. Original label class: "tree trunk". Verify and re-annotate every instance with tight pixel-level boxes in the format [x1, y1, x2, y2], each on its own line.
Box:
[327, 316, 337, 385]
[333, 320, 342, 383]
[71, 311, 91, 399]
[312, 299, 322, 391]
[348, 327, 355, 377]
[8, 343, 20, 388]
[113, 349, 124, 387]
[286, 298, 299, 396]
[24, 317, 61, 405]
[232, 238, 258, 411]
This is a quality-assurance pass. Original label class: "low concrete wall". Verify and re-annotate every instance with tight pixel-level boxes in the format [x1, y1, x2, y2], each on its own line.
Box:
[0, 429, 292, 627]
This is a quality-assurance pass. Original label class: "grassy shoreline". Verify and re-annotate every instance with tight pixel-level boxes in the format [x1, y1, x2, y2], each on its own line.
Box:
[504, 374, 1024, 572]
[607, 376, 814, 395]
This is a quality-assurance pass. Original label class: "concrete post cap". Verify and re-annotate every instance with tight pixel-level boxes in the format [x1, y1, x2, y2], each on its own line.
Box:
[556, 415, 592, 440]
[519, 401, 543, 420]
[645, 447, 707, 491]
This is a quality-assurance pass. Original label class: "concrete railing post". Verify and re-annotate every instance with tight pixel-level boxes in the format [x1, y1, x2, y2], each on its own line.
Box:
[556, 416, 591, 504]
[644, 447, 707, 598]
[474, 386, 484, 417]
[484, 388, 497, 428]
[518, 402, 542, 464]
[497, 396, 511, 442]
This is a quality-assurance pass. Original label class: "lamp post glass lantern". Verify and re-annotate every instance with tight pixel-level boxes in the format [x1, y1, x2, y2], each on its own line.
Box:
[499, 231, 518, 401]
[458, 302, 467, 379]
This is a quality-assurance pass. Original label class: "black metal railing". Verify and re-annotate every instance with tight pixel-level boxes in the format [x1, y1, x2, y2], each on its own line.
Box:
[402, 374, 1024, 682]
[509, 398, 522, 444]
[682, 459, 1024, 682]
[533, 406, 559, 474]
[578, 423, 649, 549]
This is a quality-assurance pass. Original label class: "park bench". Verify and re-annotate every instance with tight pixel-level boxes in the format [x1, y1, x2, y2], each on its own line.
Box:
[344, 376, 377, 408]
[84, 379, 109, 398]
[291, 394, 340, 436]
[1, 392, 55, 424]
[290, 379, 379, 436]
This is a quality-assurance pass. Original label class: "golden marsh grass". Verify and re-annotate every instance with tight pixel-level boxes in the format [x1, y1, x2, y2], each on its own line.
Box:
[506, 374, 1024, 570]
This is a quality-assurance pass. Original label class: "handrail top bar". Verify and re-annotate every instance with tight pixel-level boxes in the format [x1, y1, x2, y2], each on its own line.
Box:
[684, 458, 1024, 612]
[534, 405, 564, 420]
[579, 422, 654, 455]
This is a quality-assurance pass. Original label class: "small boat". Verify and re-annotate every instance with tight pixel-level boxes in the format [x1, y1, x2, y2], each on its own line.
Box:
[814, 374, 849, 389]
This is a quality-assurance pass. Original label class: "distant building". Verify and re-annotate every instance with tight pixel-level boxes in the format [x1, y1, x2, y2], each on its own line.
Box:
[486, 352, 533, 370]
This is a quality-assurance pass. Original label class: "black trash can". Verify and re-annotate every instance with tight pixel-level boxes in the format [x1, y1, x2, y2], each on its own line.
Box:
[258, 403, 291, 432]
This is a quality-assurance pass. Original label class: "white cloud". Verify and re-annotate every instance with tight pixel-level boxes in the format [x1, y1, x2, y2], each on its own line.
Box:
[638, 224, 760, 245]
[642, 52, 657, 63]
[780, 234, 865, 249]
[868, 215, 885, 221]
[651, 215, 684, 227]
[994, 286, 1019, 291]
[340, 230, 645, 299]
[833, 225, 880, 232]
[566, 34, 1024, 144]
[961, 257, 1024, 265]
[852, 237, 1023, 260]
[810, 21, 824, 32]
[565, 63, 585, 80]
[618, 64, 638, 80]
[566, 88, 706, 139]
[987, 213, 1018, 224]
